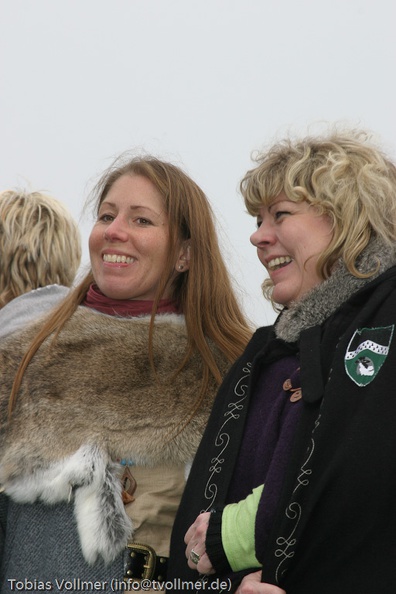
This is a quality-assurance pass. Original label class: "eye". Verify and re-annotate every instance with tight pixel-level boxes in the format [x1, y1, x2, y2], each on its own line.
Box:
[135, 217, 152, 225]
[256, 218, 263, 229]
[273, 210, 290, 221]
[98, 213, 114, 223]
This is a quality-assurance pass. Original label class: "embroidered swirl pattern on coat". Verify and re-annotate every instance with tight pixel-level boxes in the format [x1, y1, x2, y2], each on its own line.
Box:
[274, 413, 322, 583]
[201, 362, 252, 512]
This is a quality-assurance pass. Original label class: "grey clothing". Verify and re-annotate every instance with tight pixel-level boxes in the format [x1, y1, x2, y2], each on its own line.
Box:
[0, 285, 69, 340]
[0, 499, 125, 591]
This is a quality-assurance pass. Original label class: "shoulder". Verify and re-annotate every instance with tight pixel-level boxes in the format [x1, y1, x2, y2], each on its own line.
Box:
[70, 308, 186, 334]
[213, 324, 274, 395]
[0, 285, 70, 340]
[46, 308, 189, 355]
[245, 324, 274, 356]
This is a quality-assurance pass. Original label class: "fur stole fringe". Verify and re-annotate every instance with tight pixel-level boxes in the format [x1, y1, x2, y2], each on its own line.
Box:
[275, 238, 396, 343]
[0, 308, 228, 564]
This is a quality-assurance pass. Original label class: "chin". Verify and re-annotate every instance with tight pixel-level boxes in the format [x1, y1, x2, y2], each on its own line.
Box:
[272, 292, 291, 307]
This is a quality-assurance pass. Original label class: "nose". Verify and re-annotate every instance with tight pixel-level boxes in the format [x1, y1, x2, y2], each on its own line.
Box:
[250, 219, 276, 247]
[103, 217, 129, 242]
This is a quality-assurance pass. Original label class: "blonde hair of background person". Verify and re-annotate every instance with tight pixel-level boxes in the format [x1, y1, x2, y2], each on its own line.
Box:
[0, 190, 81, 309]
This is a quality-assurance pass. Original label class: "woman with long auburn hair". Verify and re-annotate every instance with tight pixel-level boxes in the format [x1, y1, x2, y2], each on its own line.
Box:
[0, 154, 252, 589]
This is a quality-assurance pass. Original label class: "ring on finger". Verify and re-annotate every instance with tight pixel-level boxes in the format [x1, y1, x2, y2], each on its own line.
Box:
[190, 549, 200, 564]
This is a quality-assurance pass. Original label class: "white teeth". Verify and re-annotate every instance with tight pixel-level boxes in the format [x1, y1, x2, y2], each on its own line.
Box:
[268, 256, 292, 271]
[103, 254, 134, 264]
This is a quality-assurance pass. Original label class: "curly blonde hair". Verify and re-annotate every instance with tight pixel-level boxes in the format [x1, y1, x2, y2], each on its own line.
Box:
[241, 128, 396, 300]
[0, 190, 81, 308]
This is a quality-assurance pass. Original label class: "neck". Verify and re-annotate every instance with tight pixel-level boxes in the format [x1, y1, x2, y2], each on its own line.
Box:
[82, 284, 180, 317]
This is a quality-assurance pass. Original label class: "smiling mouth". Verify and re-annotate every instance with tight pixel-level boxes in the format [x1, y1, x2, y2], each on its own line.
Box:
[268, 256, 292, 271]
[103, 254, 134, 264]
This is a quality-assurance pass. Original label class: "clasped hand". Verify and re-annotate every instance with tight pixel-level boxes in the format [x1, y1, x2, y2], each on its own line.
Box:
[236, 571, 286, 593]
[184, 515, 286, 594]
[184, 512, 215, 574]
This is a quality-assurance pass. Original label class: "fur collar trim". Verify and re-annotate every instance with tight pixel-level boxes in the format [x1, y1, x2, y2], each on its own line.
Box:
[275, 239, 396, 343]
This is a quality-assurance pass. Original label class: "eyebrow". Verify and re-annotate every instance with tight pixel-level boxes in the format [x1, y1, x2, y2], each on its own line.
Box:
[99, 202, 161, 216]
[268, 198, 291, 213]
[129, 205, 159, 215]
[267, 201, 281, 214]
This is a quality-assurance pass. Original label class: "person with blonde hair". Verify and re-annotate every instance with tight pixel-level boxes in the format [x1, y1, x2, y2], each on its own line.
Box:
[0, 155, 252, 589]
[0, 190, 81, 308]
[0, 190, 82, 341]
[172, 128, 396, 593]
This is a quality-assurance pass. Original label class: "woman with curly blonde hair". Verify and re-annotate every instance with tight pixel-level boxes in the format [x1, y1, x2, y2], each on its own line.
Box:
[174, 127, 396, 594]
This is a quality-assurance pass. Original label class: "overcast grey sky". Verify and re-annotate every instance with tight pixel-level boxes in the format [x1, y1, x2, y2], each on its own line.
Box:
[1, 0, 395, 326]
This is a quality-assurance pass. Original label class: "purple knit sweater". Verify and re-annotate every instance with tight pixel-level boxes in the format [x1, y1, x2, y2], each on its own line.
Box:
[225, 355, 302, 557]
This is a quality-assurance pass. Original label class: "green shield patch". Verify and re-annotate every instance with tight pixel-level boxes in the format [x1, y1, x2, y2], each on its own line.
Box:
[345, 325, 394, 387]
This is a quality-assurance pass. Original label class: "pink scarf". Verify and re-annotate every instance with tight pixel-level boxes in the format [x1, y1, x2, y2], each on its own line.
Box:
[83, 284, 180, 317]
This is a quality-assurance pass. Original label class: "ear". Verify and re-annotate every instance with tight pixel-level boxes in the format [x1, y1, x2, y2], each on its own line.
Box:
[175, 241, 191, 273]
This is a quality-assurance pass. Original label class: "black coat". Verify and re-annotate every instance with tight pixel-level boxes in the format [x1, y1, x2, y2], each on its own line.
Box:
[168, 266, 396, 594]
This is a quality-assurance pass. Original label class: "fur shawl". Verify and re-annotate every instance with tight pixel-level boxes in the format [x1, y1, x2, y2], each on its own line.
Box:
[0, 308, 228, 564]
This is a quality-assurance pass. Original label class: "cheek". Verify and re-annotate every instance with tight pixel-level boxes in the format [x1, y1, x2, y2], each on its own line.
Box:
[88, 228, 101, 255]
[154, 232, 172, 259]
[256, 248, 266, 265]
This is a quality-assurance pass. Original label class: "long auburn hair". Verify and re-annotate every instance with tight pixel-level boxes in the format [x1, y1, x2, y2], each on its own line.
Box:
[8, 155, 252, 418]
